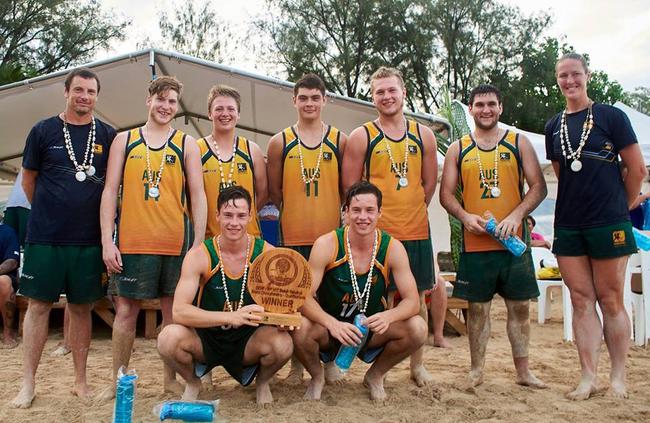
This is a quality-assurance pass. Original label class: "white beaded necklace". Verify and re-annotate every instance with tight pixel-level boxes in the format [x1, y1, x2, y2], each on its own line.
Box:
[143, 125, 171, 199]
[560, 103, 594, 172]
[216, 234, 251, 312]
[62, 114, 96, 182]
[380, 118, 410, 188]
[474, 135, 502, 198]
[346, 227, 379, 314]
[295, 123, 326, 185]
[210, 135, 238, 188]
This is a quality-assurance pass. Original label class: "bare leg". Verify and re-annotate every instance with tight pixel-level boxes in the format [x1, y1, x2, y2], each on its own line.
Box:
[558, 256, 601, 400]
[243, 326, 293, 405]
[51, 305, 71, 356]
[97, 296, 140, 401]
[10, 299, 52, 408]
[505, 299, 546, 388]
[0, 276, 17, 348]
[324, 361, 344, 385]
[67, 303, 94, 398]
[291, 317, 330, 400]
[285, 355, 305, 384]
[409, 291, 434, 386]
[364, 315, 427, 401]
[160, 296, 183, 395]
[429, 282, 451, 348]
[467, 301, 491, 388]
[592, 256, 630, 399]
[157, 324, 204, 401]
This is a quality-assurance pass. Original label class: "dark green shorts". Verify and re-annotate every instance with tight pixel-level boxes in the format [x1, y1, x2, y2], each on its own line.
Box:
[389, 237, 434, 292]
[19, 243, 104, 304]
[109, 253, 185, 299]
[3, 206, 29, 247]
[194, 326, 259, 386]
[284, 245, 313, 261]
[454, 250, 539, 303]
[553, 221, 637, 258]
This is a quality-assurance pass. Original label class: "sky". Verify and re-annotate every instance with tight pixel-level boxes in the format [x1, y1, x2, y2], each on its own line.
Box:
[100, 0, 650, 91]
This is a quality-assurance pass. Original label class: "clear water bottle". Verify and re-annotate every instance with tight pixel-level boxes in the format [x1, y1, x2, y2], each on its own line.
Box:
[154, 400, 218, 422]
[113, 367, 138, 423]
[334, 313, 369, 372]
[484, 217, 527, 257]
[633, 227, 650, 251]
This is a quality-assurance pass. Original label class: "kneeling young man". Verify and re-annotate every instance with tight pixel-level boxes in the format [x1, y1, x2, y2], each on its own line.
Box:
[157, 186, 292, 405]
[292, 181, 427, 401]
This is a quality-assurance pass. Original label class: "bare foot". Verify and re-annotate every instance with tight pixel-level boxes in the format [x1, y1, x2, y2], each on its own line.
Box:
[50, 344, 71, 357]
[433, 336, 451, 348]
[96, 384, 115, 401]
[181, 380, 201, 401]
[1, 337, 18, 349]
[363, 370, 387, 402]
[467, 369, 484, 388]
[256, 382, 274, 405]
[516, 371, 547, 389]
[609, 379, 628, 399]
[566, 376, 599, 401]
[324, 362, 345, 385]
[72, 383, 93, 400]
[10, 385, 35, 409]
[200, 373, 214, 391]
[164, 379, 185, 396]
[303, 374, 325, 400]
[411, 364, 434, 387]
[285, 359, 304, 384]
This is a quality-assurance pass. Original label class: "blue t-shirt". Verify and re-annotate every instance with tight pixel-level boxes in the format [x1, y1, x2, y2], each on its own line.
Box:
[0, 224, 20, 278]
[22, 115, 116, 245]
[545, 103, 637, 229]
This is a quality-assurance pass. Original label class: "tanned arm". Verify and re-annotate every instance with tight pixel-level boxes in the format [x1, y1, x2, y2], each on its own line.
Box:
[419, 124, 438, 205]
[100, 132, 127, 274]
[184, 136, 207, 246]
[266, 133, 284, 208]
[250, 141, 269, 211]
[341, 127, 368, 195]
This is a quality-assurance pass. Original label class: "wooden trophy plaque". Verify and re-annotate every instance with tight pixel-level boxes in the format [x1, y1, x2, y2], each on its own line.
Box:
[248, 248, 312, 328]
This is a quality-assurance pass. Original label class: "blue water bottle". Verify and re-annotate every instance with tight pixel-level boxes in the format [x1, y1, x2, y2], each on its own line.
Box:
[155, 400, 217, 422]
[484, 215, 527, 257]
[113, 367, 138, 423]
[633, 227, 650, 251]
[334, 313, 370, 372]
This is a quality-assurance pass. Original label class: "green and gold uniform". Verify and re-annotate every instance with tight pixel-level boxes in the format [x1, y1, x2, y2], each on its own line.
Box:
[192, 236, 266, 385]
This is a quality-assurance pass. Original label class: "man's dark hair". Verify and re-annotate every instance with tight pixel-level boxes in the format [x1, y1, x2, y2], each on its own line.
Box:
[64, 68, 101, 93]
[468, 84, 501, 106]
[293, 73, 326, 97]
[527, 215, 536, 227]
[217, 186, 252, 212]
[343, 180, 382, 210]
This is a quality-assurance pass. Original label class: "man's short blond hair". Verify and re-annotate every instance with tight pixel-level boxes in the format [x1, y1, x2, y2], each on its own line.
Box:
[207, 84, 241, 112]
[148, 76, 183, 98]
[370, 67, 405, 92]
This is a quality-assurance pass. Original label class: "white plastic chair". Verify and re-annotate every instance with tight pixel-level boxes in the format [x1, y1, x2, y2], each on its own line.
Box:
[531, 247, 564, 324]
[632, 250, 650, 346]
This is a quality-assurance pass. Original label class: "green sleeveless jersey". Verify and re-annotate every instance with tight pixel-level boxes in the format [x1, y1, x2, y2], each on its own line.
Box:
[194, 236, 266, 318]
[317, 226, 392, 321]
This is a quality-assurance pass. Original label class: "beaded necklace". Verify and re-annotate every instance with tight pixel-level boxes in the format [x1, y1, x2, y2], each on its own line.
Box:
[62, 114, 96, 182]
[216, 234, 251, 312]
[379, 118, 410, 188]
[143, 125, 171, 199]
[560, 103, 594, 172]
[295, 123, 326, 185]
[210, 135, 238, 188]
[346, 227, 379, 314]
[474, 135, 502, 198]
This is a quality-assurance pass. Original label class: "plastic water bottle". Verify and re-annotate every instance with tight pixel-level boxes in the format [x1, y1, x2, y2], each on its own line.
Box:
[334, 313, 369, 372]
[484, 217, 527, 257]
[154, 400, 218, 422]
[633, 227, 650, 251]
[113, 367, 138, 423]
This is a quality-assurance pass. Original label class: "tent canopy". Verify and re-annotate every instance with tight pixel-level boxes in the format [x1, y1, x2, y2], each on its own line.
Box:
[614, 102, 650, 163]
[0, 48, 450, 170]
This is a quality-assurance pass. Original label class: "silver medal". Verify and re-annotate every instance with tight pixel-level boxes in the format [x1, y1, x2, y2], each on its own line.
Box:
[398, 177, 409, 187]
[75, 171, 86, 182]
[85, 165, 96, 176]
[149, 187, 160, 198]
[570, 159, 582, 172]
[490, 186, 501, 198]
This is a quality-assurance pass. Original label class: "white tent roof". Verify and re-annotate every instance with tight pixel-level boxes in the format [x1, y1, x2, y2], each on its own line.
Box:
[614, 102, 650, 164]
[0, 48, 450, 169]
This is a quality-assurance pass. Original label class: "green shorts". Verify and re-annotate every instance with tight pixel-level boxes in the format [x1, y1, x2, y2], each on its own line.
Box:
[553, 221, 637, 258]
[284, 245, 313, 261]
[389, 237, 434, 292]
[3, 206, 30, 247]
[109, 253, 185, 299]
[19, 243, 104, 304]
[194, 326, 259, 386]
[454, 250, 539, 303]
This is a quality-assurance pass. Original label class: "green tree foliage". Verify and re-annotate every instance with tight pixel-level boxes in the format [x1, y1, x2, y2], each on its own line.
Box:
[626, 87, 650, 115]
[0, 0, 128, 85]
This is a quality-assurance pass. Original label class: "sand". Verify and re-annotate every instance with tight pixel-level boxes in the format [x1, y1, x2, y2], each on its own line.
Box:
[1, 299, 649, 423]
